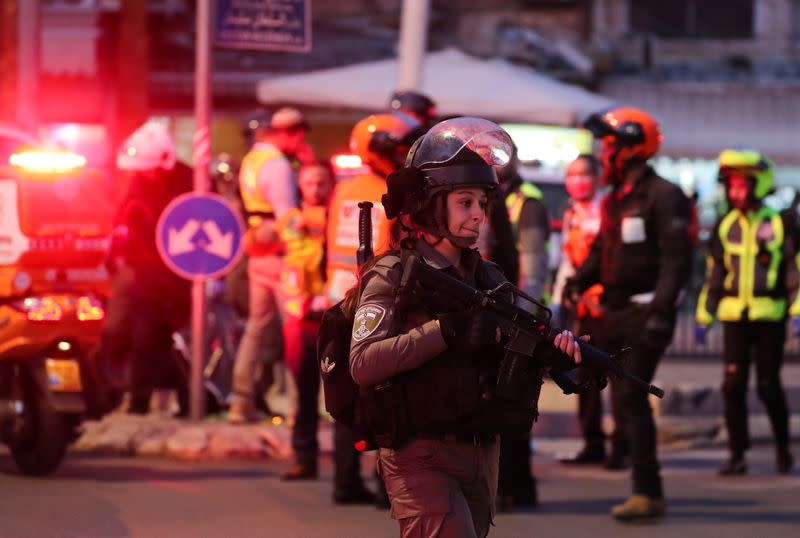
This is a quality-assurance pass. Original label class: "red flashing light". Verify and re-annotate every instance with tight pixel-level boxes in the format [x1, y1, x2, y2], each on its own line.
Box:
[354, 439, 369, 452]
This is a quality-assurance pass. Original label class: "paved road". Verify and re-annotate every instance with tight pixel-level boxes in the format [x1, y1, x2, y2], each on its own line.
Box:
[1, 442, 798, 538]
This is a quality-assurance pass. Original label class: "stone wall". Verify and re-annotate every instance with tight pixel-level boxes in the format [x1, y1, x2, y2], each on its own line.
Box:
[592, 0, 800, 68]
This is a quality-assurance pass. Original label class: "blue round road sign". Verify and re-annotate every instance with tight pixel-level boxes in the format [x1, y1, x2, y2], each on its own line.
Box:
[156, 192, 245, 280]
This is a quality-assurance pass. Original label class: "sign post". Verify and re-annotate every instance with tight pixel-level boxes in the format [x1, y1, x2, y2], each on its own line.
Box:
[156, 193, 245, 420]
[191, 1, 214, 420]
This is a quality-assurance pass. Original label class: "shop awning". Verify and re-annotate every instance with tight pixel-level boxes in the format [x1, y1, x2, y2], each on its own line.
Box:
[601, 79, 800, 165]
[256, 48, 616, 127]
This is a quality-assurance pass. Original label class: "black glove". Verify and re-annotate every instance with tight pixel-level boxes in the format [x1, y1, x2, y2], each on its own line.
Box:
[438, 310, 499, 351]
[643, 313, 674, 350]
[594, 375, 608, 391]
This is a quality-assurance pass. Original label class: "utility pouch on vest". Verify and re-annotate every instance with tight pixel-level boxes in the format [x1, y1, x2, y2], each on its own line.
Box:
[496, 348, 534, 402]
[359, 380, 412, 449]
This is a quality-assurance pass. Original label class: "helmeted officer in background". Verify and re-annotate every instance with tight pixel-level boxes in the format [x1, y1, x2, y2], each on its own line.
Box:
[242, 109, 270, 148]
[96, 121, 193, 416]
[326, 112, 425, 305]
[326, 112, 426, 506]
[555, 154, 627, 469]
[349, 117, 584, 537]
[230, 107, 312, 423]
[387, 89, 438, 129]
[695, 149, 797, 476]
[564, 107, 692, 522]
[493, 144, 550, 509]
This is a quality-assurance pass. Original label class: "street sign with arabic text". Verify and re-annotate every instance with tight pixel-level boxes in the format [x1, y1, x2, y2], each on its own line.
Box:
[214, 0, 311, 52]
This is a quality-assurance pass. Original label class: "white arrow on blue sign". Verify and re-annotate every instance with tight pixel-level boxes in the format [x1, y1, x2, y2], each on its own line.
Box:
[156, 192, 245, 280]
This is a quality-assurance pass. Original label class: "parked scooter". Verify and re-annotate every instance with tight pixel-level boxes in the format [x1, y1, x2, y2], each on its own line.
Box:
[0, 290, 106, 475]
[0, 142, 112, 475]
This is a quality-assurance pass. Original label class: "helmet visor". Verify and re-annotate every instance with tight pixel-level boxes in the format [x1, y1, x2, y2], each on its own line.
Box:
[408, 117, 513, 169]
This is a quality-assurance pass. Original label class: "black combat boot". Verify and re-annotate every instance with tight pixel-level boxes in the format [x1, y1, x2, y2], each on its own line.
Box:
[777, 450, 794, 475]
[718, 454, 747, 476]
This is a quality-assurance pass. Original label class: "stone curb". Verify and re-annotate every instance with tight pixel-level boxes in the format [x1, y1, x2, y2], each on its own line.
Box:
[72, 413, 293, 461]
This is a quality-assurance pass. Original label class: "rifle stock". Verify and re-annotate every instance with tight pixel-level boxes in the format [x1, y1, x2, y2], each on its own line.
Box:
[402, 256, 664, 399]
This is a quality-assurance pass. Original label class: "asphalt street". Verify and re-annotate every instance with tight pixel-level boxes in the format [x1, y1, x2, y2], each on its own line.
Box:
[1, 442, 797, 538]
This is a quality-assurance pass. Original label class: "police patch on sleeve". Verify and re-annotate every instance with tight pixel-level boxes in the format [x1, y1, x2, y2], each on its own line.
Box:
[352, 304, 387, 342]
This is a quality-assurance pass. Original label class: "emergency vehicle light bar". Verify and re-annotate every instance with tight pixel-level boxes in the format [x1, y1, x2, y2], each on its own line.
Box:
[332, 154, 363, 169]
[9, 148, 87, 174]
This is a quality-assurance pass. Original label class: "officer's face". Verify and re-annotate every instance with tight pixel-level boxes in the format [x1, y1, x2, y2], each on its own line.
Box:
[727, 173, 753, 210]
[446, 187, 488, 241]
[298, 165, 333, 206]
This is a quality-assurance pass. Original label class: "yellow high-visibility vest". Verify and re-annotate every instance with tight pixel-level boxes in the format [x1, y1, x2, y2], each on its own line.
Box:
[239, 146, 284, 227]
[697, 206, 800, 324]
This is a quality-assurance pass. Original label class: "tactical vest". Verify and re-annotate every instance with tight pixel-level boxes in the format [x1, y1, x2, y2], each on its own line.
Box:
[697, 207, 797, 323]
[362, 253, 544, 448]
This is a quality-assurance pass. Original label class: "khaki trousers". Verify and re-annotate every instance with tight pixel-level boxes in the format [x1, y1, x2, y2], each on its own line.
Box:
[378, 436, 499, 538]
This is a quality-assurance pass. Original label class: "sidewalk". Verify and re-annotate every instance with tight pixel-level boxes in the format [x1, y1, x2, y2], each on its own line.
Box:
[72, 355, 800, 461]
[536, 355, 800, 446]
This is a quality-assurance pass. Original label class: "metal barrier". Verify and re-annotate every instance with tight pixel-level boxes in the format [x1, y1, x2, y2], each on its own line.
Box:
[665, 310, 800, 359]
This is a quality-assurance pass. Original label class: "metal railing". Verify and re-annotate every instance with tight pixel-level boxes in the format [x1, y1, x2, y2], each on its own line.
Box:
[665, 310, 800, 359]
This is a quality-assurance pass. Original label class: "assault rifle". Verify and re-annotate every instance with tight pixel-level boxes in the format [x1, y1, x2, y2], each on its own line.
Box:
[398, 255, 665, 399]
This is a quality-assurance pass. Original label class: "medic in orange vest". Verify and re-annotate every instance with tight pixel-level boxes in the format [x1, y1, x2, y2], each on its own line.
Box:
[325, 113, 426, 304]
[552, 154, 604, 321]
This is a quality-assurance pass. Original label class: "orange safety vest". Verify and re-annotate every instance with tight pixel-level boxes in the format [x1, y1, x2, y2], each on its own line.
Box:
[563, 197, 604, 318]
[277, 205, 327, 319]
[325, 172, 393, 303]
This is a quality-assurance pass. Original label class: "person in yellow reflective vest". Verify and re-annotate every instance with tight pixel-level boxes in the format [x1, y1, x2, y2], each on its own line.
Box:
[695, 149, 797, 476]
[230, 107, 312, 424]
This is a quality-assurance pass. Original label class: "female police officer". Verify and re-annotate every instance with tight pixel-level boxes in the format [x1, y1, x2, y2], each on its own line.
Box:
[347, 117, 582, 537]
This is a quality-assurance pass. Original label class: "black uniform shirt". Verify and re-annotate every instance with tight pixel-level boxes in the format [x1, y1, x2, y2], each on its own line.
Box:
[573, 166, 692, 317]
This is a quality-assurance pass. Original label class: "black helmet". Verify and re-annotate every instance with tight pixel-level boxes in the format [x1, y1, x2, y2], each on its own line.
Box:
[388, 90, 437, 125]
[242, 110, 271, 144]
[383, 117, 512, 246]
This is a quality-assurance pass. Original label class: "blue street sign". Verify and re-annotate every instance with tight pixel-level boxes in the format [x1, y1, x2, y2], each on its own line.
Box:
[156, 193, 245, 280]
[214, 0, 311, 53]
